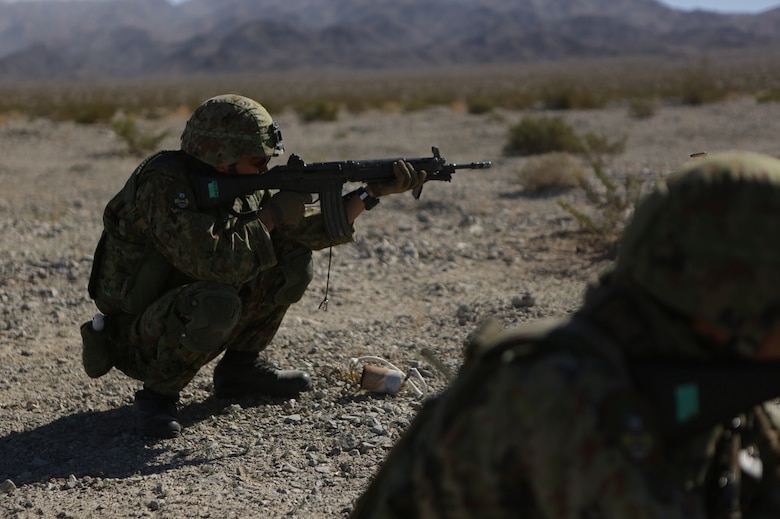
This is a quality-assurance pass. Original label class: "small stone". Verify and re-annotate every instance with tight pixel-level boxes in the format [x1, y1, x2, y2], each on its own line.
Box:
[511, 292, 535, 308]
[0, 479, 16, 493]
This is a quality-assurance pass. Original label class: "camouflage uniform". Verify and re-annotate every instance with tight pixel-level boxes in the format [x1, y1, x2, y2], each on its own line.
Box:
[85, 96, 352, 397]
[350, 151, 780, 519]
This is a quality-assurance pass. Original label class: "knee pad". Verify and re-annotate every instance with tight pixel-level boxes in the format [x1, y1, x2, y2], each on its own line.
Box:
[173, 285, 242, 353]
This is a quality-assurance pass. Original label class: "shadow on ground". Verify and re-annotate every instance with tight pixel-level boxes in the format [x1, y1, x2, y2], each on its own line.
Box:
[0, 397, 242, 485]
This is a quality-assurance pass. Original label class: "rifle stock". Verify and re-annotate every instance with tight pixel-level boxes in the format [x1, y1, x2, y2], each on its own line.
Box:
[190, 146, 491, 241]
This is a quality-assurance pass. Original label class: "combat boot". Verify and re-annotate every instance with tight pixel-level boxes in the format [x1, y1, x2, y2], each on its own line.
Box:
[132, 388, 182, 439]
[213, 350, 312, 399]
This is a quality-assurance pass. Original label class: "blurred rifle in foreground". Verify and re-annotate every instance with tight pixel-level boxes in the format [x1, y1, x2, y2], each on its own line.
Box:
[630, 359, 780, 442]
[191, 146, 492, 240]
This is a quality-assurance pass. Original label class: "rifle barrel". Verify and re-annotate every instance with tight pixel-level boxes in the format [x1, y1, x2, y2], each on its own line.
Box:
[452, 161, 492, 169]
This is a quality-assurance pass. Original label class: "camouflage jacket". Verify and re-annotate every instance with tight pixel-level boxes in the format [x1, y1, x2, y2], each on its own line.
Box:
[350, 317, 780, 519]
[89, 150, 354, 315]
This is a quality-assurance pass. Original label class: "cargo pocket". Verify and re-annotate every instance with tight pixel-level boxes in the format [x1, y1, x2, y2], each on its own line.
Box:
[122, 246, 172, 315]
[274, 245, 313, 306]
[80, 319, 114, 378]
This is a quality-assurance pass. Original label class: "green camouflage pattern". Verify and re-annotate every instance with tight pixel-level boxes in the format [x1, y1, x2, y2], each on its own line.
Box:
[90, 149, 354, 396]
[351, 318, 705, 519]
[616, 151, 780, 356]
[181, 94, 283, 167]
[352, 321, 780, 519]
[110, 275, 290, 396]
[351, 152, 780, 518]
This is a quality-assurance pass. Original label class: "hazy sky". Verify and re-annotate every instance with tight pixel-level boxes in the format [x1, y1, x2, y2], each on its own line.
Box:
[165, 0, 780, 14]
[6, 0, 780, 14]
[659, 0, 779, 12]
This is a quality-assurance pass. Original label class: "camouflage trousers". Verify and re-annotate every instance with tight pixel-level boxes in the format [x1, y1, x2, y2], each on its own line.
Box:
[110, 269, 292, 396]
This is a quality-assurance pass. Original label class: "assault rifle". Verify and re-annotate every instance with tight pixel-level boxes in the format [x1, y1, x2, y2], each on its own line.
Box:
[190, 146, 491, 241]
[629, 360, 780, 518]
[630, 359, 780, 443]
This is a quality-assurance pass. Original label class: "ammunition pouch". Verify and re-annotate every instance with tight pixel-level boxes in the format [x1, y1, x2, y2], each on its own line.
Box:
[80, 320, 114, 378]
[165, 283, 242, 353]
[90, 230, 172, 316]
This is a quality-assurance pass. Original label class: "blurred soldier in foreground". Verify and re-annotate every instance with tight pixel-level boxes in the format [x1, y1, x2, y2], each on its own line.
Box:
[351, 151, 780, 518]
[81, 94, 424, 438]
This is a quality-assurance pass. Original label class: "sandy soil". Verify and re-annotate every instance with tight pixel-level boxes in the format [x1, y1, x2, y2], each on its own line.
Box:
[1, 95, 780, 518]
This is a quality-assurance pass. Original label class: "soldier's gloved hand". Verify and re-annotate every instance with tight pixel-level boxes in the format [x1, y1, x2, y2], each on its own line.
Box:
[265, 191, 313, 228]
[367, 160, 426, 197]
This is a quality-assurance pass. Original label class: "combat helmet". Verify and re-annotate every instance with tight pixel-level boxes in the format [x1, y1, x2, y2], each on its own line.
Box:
[181, 94, 284, 167]
[614, 151, 780, 354]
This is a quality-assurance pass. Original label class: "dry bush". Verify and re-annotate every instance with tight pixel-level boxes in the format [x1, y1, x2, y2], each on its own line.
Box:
[676, 58, 731, 106]
[558, 158, 656, 257]
[466, 97, 496, 115]
[110, 116, 170, 156]
[757, 89, 780, 103]
[56, 101, 119, 124]
[295, 99, 340, 122]
[539, 81, 607, 110]
[504, 115, 584, 156]
[543, 131, 636, 257]
[580, 132, 627, 163]
[518, 152, 584, 194]
[627, 98, 658, 119]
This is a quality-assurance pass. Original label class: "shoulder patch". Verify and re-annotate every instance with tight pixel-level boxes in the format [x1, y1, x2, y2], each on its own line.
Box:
[601, 388, 660, 462]
[173, 190, 191, 209]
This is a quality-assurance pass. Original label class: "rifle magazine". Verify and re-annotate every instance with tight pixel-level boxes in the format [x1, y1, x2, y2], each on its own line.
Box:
[322, 189, 352, 242]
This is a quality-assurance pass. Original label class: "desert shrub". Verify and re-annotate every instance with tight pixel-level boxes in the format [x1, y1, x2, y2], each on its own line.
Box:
[491, 90, 537, 110]
[557, 158, 654, 257]
[55, 101, 118, 124]
[518, 152, 584, 193]
[627, 98, 657, 119]
[504, 115, 584, 156]
[677, 60, 729, 106]
[540, 82, 607, 110]
[757, 89, 780, 103]
[466, 97, 496, 115]
[111, 116, 170, 156]
[403, 95, 448, 113]
[580, 132, 627, 163]
[296, 100, 340, 122]
[679, 80, 728, 106]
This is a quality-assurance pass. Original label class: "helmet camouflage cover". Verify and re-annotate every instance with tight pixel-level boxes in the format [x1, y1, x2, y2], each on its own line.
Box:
[180, 94, 284, 167]
[615, 151, 780, 347]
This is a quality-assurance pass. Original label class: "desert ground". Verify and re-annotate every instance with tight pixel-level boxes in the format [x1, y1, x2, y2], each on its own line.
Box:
[1, 93, 780, 518]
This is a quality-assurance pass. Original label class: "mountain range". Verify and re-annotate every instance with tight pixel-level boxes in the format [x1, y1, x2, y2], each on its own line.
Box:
[1, 0, 780, 82]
